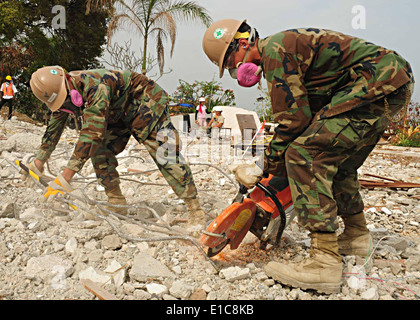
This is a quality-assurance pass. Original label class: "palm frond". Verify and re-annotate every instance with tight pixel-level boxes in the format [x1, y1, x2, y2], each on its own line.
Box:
[86, 0, 116, 14]
[151, 11, 176, 57]
[168, 1, 213, 27]
[107, 13, 145, 44]
[155, 29, 166, 75]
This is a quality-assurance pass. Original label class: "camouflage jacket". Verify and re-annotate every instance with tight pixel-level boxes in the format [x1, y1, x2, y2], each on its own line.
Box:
[258, 28, 414, 171]
[36, 69, 167, 172]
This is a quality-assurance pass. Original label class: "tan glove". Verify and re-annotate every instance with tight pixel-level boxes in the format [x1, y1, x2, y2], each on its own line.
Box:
[20, 157, 44, 188]
[42, 173, 78, 211]
[43, 173, 74, 201]
[232, 163, 264, 189]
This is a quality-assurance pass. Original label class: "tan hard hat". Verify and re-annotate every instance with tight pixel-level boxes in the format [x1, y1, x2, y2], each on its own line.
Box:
[30, 66, 68, 112]
[203, 19, 245, 78]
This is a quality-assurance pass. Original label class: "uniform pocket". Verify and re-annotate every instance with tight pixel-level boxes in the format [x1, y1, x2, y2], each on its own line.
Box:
[325, 117, 361, 152]
[347, 112, 379, 140]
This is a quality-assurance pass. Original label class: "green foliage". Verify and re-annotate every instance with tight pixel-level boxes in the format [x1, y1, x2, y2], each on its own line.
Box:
[170, 79, 236, 112]
[388, 101, 420, 148]
[0, 0, 110, 120]
[0, 0, 25, 42]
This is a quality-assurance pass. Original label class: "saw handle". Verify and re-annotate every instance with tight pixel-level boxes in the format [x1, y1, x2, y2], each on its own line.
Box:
[238, 184, 248, 194]
[255, 181, 287, 245]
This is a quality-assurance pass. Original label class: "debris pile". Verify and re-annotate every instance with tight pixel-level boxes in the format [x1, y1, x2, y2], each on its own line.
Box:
[0, 115, 419, 300]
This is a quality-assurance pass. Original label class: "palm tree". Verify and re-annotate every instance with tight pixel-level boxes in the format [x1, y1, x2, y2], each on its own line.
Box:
[85, 0, 116, 14]
[106, 0, 212, 75]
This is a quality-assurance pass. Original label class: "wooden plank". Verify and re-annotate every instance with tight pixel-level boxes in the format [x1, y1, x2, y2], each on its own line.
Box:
[363, 173, 400, 182]
[236, 114, 257, 143]
[360, 180, 420, 189]
[82, 279, 119, 300]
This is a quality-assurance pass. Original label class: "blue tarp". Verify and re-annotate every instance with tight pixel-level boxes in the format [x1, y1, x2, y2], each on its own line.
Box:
[178, 103, 194, 108]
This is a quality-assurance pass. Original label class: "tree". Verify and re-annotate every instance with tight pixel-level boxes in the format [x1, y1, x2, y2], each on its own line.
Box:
[171, 79, 236, 111]
[0, 0, 111, 119]
[106, 0, 212, 75]
[0, 0, 26, 44]
[101, 39, 172, 80]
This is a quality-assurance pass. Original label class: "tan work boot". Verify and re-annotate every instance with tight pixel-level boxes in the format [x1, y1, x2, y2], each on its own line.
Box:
[105, 186, 128, 216]
[264, 232, 342, 294]
[184, 197, 206, 236]
[338, 212, 373, 257]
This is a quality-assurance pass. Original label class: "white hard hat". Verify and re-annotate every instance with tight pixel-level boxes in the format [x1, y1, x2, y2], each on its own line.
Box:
[199, 97, 206, 102]
[213, 106, 223, 112]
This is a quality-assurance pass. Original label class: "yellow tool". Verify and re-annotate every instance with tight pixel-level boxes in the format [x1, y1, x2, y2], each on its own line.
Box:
[15, 159, 78, 211]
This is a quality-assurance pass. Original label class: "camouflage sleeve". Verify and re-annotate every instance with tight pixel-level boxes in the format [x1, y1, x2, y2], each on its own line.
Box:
[263, 50, 313, 175]
[36, 111, 69, 162]
[66, 84, 109, 172]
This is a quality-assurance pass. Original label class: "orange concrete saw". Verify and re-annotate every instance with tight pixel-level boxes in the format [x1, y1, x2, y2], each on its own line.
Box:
[200, 175, 296, 257]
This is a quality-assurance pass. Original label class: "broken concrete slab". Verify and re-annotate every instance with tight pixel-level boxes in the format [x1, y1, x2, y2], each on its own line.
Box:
[78, 266, 110, 285]
[129, 252, 175, 282]
[104, 260, 126, 287]
[219, 266, 251, 282]
[24, 255, 73, 282]
[169, 280, 194, 299]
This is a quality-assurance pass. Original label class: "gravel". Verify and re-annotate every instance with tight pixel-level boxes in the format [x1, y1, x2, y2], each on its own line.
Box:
[0, 115, 419, 301]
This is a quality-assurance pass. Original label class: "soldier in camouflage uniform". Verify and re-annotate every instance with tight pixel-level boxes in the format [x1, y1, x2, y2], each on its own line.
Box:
[26, 67, 206, 231]
[203, 19, 414, 293]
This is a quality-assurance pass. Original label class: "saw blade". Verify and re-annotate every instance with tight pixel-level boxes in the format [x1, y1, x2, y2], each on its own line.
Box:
[207, 239, 229, 257]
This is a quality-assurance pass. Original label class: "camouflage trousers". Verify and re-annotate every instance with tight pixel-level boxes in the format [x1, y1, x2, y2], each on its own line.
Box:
[283, 82, 413, 233]
[92, 108, 198, 200]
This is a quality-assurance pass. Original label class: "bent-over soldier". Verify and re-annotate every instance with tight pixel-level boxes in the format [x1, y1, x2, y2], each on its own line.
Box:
[203, 19, 414, 293]
[24, 67, 206, 232]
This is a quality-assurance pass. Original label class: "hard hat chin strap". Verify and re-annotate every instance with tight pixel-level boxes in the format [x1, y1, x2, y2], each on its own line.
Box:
[247, 28, 257, 46]
[64, 74, 83, 107]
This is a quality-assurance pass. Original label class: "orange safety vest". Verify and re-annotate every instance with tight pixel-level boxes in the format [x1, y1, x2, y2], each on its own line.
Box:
[2, 82, 14, 97]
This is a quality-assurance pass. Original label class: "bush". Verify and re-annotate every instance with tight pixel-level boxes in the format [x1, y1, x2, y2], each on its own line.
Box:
[388, 101, 420, 148]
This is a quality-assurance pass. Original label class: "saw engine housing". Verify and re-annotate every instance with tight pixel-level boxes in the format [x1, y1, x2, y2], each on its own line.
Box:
[200, 175, 295, 256]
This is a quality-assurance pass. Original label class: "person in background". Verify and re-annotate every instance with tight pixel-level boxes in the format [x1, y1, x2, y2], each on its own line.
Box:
[206, 106, 224, 136]
[0, 76, 18, 120]
[195, 97, 210, 129]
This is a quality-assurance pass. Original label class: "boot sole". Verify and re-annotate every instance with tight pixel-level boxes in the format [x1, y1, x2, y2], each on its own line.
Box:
[338, 248, 371, 257]
[264, 264, 341, 295]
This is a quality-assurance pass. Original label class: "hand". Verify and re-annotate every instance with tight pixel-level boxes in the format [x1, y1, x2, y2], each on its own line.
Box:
[232, 163, 264, 189]
[44, 173, 74, 201]
[195, 120, 198, 124]
[20, 156, 44, 188]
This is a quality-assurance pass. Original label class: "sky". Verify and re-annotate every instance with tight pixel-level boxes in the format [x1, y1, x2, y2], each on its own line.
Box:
[105, 0, 420, 111]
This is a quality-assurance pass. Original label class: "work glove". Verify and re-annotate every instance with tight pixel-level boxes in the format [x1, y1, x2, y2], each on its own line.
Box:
[43, 173, 74, 201]
[20, 157, 44, 188]
[232, 163, 264, 189]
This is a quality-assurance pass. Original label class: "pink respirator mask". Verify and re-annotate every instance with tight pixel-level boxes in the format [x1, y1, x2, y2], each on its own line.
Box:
[234, 62, 262, 87]
[60, 90, 84, 114]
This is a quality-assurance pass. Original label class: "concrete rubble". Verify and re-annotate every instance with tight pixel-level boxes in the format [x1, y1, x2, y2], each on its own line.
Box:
[0, 115, 419, 300]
